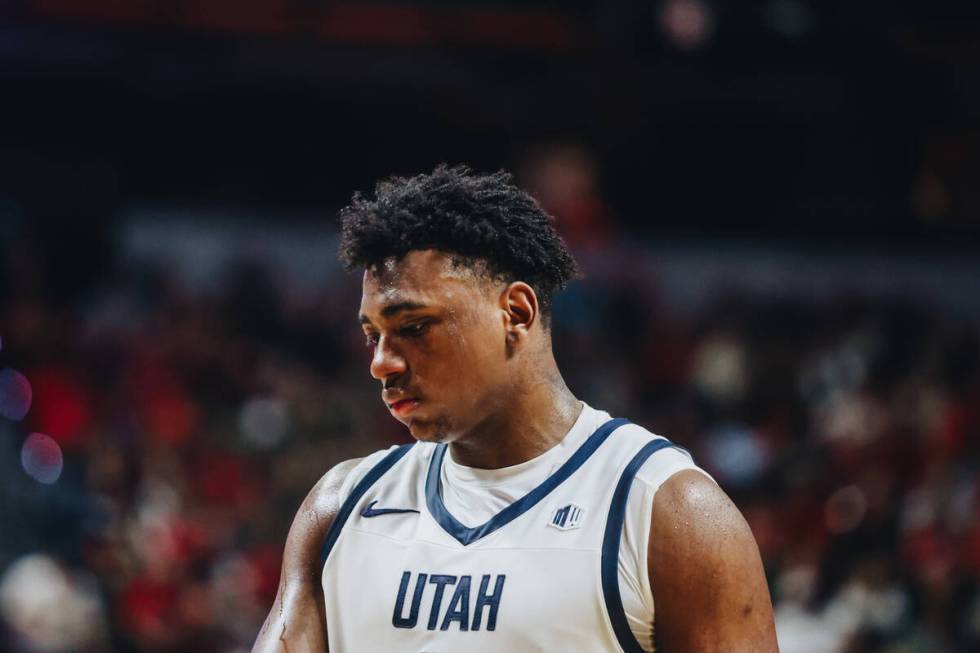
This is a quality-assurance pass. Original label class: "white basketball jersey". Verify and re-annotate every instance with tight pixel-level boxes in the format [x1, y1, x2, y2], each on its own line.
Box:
[321, 406, 705, 652]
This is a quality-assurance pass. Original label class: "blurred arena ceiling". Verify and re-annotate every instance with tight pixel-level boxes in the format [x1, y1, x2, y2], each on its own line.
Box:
[0, 1, 978, 244]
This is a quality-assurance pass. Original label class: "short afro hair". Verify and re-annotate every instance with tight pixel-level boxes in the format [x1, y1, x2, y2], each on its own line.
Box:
[338, 164, 579, 320]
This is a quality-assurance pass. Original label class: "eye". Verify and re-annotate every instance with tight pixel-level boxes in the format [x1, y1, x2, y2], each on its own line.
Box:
[399, 322, 430, 339]
[364, 332, 380, 347]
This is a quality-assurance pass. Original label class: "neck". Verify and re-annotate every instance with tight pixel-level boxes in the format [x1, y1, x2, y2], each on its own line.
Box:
[448, 353, 581, 469]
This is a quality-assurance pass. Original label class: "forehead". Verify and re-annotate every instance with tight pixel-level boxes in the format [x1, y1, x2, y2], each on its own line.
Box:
[359, 250, 486, 316]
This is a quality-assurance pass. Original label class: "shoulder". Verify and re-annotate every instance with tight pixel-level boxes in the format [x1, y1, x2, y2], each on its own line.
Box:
[282, 457, 365, 579]
[611, 420, 707, 492]
[307, 443, 417, 521]
[604, 418, 740, 561]
[649, 469, 745, 561]
[280, 444, 412, 575]
[301, 457, 365, 524]
[333, 442, 426, 503]
[648, 470, 777, 651]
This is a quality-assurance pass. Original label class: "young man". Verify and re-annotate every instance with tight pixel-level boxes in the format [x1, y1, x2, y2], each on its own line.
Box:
[253, 166, 778, 652]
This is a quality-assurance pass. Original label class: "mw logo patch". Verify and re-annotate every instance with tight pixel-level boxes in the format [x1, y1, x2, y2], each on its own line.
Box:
[549, 503, 585, 530]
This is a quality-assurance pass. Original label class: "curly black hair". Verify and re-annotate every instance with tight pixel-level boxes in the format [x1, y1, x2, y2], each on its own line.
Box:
[338, 164, 579, 320]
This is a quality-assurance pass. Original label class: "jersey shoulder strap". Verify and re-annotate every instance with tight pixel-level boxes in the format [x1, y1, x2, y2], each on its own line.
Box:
[319, 443, 415, 566]
[602, 434, 696, 653]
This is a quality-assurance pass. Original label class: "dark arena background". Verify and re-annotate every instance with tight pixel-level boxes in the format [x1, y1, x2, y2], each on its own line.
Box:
[1, 2, 979, 652]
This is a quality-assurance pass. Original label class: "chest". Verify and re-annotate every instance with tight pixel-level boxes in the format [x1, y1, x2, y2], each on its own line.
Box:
[319, 420, 659, 653]
[324, 506, 615, 652]
[323, 442, 624, 651]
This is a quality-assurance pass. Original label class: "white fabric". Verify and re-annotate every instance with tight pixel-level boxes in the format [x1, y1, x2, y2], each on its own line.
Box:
[329, 403, 707, 652]
[439, 405, 598, 528]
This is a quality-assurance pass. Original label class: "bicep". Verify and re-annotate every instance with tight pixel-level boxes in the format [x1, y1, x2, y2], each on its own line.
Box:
[253, 458, 362, 653]
[648, 470, 778, 653]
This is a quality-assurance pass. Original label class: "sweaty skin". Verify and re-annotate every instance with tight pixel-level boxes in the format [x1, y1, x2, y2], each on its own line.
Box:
[253, 459, 359, 653]
[253, 250, 779, 652]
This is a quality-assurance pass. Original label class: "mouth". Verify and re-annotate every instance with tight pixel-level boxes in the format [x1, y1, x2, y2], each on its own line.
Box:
[388, 398, 421, 417]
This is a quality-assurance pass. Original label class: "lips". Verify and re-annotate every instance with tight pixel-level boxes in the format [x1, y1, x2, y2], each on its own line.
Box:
[388, 398, 420, 416]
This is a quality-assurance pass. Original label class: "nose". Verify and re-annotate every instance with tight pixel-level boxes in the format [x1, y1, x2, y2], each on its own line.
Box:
[370, 336, 407, 382]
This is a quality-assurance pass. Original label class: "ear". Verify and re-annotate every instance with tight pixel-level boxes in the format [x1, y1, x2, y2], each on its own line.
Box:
[501, 282, 538, 347]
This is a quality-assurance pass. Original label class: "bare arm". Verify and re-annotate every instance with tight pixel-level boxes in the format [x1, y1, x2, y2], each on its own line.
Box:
[649, 470, 779, 653]
[252, 458, 362, 653]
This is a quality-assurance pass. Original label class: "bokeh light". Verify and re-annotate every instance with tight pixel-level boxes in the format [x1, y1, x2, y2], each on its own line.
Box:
[658, 0, 715, 51]
[238, 396, 289, 449]
[21, 433, 64, 484]
[0, 554, 105, 651]
[704, 424, 770, 488]
[0, 367, 32, 421]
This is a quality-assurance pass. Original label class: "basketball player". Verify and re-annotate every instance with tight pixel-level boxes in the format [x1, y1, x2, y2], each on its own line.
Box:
[253, 166, 778, 652]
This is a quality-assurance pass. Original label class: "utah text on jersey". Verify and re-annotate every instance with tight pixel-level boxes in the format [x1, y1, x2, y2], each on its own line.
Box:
[319, 416, 700, 652]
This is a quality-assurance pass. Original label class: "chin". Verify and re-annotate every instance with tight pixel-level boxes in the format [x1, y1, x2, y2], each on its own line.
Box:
[406, 417, 455, 444]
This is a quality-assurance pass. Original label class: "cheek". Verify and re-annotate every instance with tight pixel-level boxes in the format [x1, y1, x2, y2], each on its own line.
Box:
[456, 326, 508, 387]
[422, 326, 502, 394]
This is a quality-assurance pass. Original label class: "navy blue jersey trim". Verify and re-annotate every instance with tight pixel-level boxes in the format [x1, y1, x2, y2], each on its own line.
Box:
[600, 438, 678, 653]
[425, 417, 631, 546]
[319, 443, 414, 566]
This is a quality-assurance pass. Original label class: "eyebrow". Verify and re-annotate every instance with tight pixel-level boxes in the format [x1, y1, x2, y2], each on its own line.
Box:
[359, 301, 429, 324]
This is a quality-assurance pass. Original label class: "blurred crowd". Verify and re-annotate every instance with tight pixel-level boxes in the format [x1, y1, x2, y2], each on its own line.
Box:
[553, 277, 980, 653]
[1, 241, 977, 653]
[0, 162, 978, 652]
[4, 0, 980, 647]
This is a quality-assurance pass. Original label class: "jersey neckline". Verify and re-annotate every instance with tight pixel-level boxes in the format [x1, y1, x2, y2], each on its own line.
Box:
[441, 401, 597, 490]
[424, 417, 631, 546]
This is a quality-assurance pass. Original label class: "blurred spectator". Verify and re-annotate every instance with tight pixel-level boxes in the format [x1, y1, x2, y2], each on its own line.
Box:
[0, 226, 978, 652]
[518, 144, 617, 248]
[0, 554, 108, 652]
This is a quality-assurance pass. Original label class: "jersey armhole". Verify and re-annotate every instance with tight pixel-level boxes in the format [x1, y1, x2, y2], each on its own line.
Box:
[604, 439, 708, 653]
[336, 445, 405, 503]
[319, 444, 414, 567]
[631, 446, 713, 613]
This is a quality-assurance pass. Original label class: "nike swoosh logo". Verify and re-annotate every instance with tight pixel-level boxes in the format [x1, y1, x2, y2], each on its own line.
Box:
[360, 500, 420, 518]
